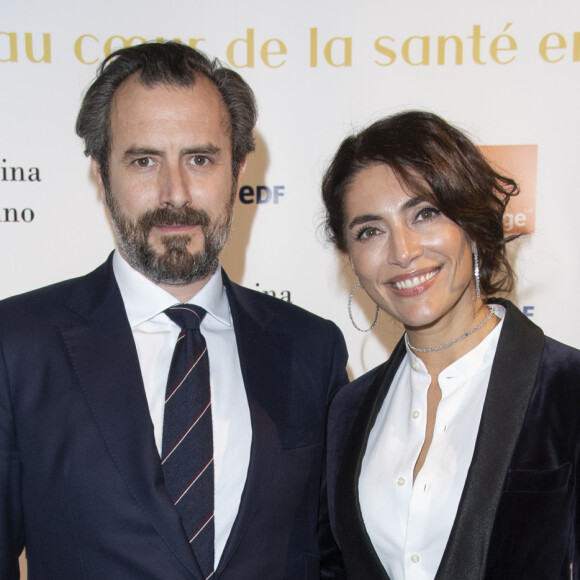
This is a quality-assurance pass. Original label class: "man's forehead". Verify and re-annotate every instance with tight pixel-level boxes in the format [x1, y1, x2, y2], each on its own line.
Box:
[112, 73, 228, 120]
[108, 73, 232, 143]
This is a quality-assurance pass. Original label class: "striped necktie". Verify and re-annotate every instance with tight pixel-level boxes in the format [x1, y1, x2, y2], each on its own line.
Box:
[162, 304, 214, 579]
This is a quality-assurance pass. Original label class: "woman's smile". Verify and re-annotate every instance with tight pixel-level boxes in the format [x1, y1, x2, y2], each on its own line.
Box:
[387, 267, 441, 293]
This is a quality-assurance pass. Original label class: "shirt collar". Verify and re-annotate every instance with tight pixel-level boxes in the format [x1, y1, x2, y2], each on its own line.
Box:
[112, 250, 231, 329]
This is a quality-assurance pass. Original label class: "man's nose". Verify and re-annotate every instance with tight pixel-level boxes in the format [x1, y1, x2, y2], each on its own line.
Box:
[159, 163, 191, 208]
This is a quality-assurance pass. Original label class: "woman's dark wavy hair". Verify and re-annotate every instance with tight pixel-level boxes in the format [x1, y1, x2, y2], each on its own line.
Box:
[76, 41, 257, 187]
[322, 110, 520, 296]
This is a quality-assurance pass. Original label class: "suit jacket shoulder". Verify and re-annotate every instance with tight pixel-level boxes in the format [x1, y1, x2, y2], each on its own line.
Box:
[223, 272, 345, 337]
[222, 271, 349, 402]
[0, 257, 116, 330]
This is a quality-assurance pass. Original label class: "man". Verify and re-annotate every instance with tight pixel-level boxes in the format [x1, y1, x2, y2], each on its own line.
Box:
[0, 42, 348, 579]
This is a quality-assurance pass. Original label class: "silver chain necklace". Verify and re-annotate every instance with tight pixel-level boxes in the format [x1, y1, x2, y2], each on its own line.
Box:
[407, 305, 495, 353]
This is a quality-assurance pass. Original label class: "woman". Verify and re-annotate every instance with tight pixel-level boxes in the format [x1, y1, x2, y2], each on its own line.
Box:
[322, 111, 580, 579]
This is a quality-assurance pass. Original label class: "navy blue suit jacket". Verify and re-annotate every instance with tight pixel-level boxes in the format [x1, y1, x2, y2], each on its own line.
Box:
[0, 255, 348, 579]
[327, 299, 580, 579]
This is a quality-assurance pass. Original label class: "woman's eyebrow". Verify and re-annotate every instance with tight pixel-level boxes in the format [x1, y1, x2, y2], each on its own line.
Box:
[348, 214, 382, 230]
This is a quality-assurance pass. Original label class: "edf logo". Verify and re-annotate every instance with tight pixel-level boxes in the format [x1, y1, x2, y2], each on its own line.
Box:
[523, 306, 534, 317]
[239, 185, 285, 204]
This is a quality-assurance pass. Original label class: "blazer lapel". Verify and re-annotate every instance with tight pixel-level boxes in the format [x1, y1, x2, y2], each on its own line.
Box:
[59, 258, 202, 578]
[216, 272, 293, 573]
[335, 338, 407, 580]
[436, 299, 545, 579]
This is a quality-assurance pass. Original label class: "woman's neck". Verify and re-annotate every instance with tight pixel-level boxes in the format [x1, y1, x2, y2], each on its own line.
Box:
[406, 301, 500, 375]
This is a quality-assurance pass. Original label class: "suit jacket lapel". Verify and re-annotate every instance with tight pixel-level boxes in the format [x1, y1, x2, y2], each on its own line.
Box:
[335, 338, 407, 580]
[436, 299, 545, 579]
[216, 272, 292, 572]
[59, 257, 202, 578]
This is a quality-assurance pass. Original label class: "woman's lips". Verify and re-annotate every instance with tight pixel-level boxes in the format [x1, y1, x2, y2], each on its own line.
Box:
[387, 267, 440, 294]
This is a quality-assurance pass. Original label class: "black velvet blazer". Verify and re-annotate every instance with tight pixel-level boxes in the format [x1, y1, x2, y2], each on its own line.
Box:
[327, 299, 580, 579]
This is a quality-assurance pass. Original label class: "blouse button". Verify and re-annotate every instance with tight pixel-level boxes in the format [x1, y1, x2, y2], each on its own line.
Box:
[397, 477, 406, 487]
[412, 410, 420, 419]
[411, 554, 421, 564]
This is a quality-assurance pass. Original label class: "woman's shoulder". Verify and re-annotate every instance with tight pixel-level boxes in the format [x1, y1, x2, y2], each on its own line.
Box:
[543, 335, 580, 360]
[539, 336, 580, 391]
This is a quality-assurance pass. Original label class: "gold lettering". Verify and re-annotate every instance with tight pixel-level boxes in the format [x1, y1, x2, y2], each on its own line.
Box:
[402, 36, 429, 65]
[374, 36, 396, 66]
[103, 35, 147, 57]
[437, 35, 462, 65]
[74, 34, 99, 65]
[24, 32, 51, 63]
[539, 32, 566, 63]
[468, 25, 486, 65]
[260, 38, 287, 68]
[323, 37, 352, 67]
[574, 32, 580, 62]
[310, 27, 318, 67]
[152, 37, 205, 48]
[226, 28, 255, 68]
[0, 31, 18, 62]
[490, 23, 516, 64]
[187, 38, 205, 49]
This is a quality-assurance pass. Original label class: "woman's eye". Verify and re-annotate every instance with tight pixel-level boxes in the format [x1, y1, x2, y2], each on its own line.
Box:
[416, 207, 439, 221]
[356, 226, 380, 241]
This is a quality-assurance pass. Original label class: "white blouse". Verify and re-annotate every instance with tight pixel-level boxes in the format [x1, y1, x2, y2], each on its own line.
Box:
[359, 306, 505, 580]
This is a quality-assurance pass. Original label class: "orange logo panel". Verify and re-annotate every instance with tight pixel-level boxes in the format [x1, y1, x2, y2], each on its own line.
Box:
[479, 145, 537, 234]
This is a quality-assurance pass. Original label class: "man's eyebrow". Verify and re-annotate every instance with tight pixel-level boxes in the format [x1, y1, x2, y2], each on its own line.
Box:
[181, 145, 221, 156]
[122, 147, 162, 161]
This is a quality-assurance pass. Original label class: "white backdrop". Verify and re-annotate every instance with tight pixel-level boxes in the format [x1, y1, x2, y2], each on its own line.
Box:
[4, 1, 580, 575]
[3, 0, 580, 379]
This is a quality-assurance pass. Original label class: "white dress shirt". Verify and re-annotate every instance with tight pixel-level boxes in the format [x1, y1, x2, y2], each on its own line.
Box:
[112, 250, 252, 568]
[359, 306, 505, 580]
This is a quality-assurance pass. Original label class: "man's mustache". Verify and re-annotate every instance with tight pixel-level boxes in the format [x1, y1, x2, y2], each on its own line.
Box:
[138, 207, 210, 230]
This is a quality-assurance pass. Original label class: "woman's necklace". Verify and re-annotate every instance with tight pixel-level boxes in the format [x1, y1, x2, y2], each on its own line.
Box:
[407, 305, 495, 353]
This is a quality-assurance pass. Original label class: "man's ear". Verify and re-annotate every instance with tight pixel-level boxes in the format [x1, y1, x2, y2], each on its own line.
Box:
[235, 158, 248, 187]
[90, 158, 106, 201]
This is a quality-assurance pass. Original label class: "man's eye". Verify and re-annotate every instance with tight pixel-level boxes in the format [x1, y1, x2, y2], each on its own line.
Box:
[191, 155, 209, 166]
[134, 157, 153, 167]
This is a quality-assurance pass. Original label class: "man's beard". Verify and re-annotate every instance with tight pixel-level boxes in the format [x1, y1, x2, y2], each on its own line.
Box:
[105, 190, 234, 286]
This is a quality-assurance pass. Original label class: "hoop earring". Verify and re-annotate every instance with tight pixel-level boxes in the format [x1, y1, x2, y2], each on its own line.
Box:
[473, 244, 481, 299]
[348, 283, 379, 332]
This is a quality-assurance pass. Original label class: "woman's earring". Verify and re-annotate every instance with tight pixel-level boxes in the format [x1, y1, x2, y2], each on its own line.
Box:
[472, 244, 481, 299]
[348, 283, 379, 332]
